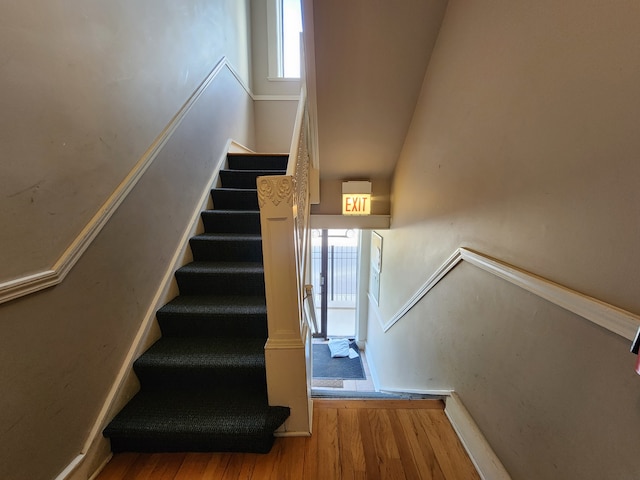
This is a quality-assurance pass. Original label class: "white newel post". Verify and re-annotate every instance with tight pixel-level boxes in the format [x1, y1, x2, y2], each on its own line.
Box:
[257, 175, 312, 435]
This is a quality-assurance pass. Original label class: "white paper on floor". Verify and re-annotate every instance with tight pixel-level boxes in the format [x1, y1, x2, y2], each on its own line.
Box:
[328, 338, 350, 357]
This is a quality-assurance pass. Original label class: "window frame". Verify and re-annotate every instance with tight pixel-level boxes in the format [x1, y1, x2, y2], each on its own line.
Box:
[266, 0, 301, 80]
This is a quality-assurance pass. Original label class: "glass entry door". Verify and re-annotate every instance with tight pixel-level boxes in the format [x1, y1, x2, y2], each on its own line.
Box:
[310, 229, 359, 338]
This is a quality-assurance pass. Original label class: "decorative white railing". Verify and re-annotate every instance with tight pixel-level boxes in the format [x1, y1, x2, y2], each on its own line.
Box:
[257, 85, 314, 435]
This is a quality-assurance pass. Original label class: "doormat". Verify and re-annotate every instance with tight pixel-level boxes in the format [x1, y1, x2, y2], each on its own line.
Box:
[312, 379, 344, 388]
[312, 341, 366, 380]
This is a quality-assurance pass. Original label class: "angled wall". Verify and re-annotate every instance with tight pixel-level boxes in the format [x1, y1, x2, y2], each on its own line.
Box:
[0, 2, 255, 479]
[367, 1, 640, 478]
[0, 0, 251, 285]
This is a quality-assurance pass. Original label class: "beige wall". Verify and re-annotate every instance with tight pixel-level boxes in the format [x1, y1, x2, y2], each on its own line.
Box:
[367, 1, 640, 478]
[0, 2, 255, 479]
[254, 99, 299, 152]
[0, 0, 251, 284]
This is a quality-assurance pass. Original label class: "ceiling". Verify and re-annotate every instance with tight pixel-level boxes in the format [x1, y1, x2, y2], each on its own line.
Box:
[308, 0, 448, 182]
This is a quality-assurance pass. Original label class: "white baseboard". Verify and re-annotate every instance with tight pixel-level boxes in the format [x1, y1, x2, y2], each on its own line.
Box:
[61, 140, 232, 480]
[274, 431, 312, 438]
[54, 455, 85, 480]
[379, 387, 454, 397]
[88, 455, 113, 480]
[228, 139, 255, 153]
[445, 393, 511, 480]
[363, 340, 381, 391]
[364, 341, 452, 397]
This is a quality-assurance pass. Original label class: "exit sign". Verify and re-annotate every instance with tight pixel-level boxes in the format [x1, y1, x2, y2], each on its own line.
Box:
[342, 181, 372, 216]
[343, 194, 371, 215]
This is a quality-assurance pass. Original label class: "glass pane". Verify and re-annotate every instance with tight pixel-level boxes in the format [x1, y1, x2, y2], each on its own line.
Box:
[326, 229, 358, 337]
[282, 0, 302, 77]
[310, 229, 359, 338]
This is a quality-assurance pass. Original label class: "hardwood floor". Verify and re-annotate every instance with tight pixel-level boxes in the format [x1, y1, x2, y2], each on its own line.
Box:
[95, 399, 480, 480]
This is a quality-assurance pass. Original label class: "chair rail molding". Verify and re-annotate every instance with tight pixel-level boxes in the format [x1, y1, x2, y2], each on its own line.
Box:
[384, 247, 640, 342]
[0, 57, 246, 306]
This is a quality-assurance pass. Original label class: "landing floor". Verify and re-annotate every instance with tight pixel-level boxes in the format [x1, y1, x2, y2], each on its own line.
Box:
[96, 399, 480, 479]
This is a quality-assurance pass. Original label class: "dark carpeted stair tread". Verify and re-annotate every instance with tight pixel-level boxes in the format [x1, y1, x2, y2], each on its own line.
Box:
[134, 337, 268, 388]
[220, 169, 286, 189]
[189, 233, 262, 262]
[175, 262, 265, 296]
[104, 390, 290, 453]
[176, 261, 264, 276]
[157, 295, 267, 338]
[191, 232, 262, 241]
[158, 295, 266, 316]
[135, 337, 267, 373]
[214, 187, 258, 193]
[221, 168, 286, 175]
[227, 154, 288, 171]
[201, 210, 261, 234]
[104, 152, 290, 454]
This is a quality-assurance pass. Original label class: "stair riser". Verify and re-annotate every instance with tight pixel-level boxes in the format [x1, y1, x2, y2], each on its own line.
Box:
[157, 315, 268, 338]
[175, 272, 265, 296]
[189, 239, 263, 262]
[201, 211, 261, 234]
[134, 369, 267, 391]
[212, 189, 259, 210]
[227, 155, 288, 171]
[220, 170, 286, 190]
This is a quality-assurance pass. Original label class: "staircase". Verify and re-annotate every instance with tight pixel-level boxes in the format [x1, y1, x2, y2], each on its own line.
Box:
[103, 153, 290, 453]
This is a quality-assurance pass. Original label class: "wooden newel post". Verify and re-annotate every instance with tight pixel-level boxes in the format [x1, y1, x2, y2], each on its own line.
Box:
[258, 175, 312, 435]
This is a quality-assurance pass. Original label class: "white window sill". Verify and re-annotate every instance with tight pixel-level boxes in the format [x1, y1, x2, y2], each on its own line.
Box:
[267, 77, 302, 82]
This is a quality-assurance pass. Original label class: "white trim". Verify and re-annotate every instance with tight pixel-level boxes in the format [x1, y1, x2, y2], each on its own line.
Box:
[88, 454, 112, 480]
[384, 248, 640, 341]
[361, 343, 456, 399]
[228, 140, 255, 154]
[267, 77, 303, 83]
[364, 340, 381, 391]
[220, 59, 301, 103]
[220, 58, 252, 98]
[310, 214, 391, 230]
[253, 94, 301, 101]
[265, 338, 306, 350]
[0, 57, 235, 306]
[368, 292, 385, 330]
[384, 249, 463, 331]
[0, 270, 58, 305]
[53, 454, 84, 480]
[274, 430, 312, 437]
[380, 387, 454, 397]
[445, 393, 512, 480]
[366, 308, 453, 395]
[460, 248, 640, 341]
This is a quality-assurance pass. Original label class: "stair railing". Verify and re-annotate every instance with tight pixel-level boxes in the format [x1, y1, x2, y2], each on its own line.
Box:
[257, 84, 314, 434]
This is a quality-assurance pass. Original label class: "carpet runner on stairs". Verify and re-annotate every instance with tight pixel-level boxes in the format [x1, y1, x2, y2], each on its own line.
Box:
[103, 153, 290, 454]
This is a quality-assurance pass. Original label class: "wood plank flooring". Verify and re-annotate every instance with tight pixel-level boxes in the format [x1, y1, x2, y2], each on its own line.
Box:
[95, 399, 480, 480]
